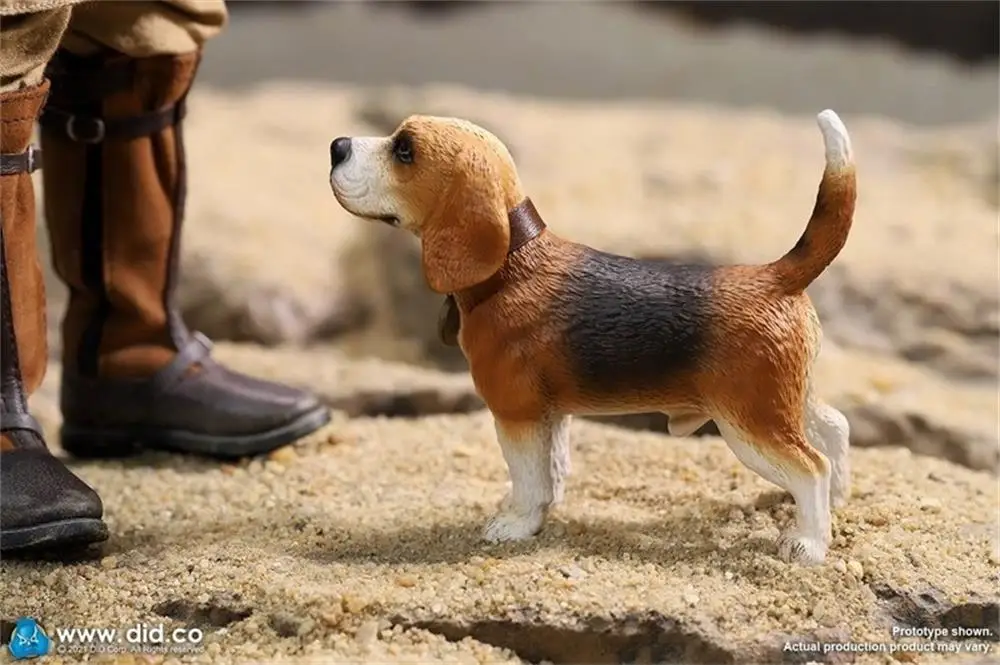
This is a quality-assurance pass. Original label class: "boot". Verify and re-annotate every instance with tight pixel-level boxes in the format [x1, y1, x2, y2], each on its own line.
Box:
[0, 81, 108, 553]
[38, 50, 330, 460]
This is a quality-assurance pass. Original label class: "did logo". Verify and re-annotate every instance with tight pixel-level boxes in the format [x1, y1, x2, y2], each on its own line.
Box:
[7, 617, 51, 660]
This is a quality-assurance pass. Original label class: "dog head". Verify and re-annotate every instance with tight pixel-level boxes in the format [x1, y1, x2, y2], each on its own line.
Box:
[329, 116, 524, 293]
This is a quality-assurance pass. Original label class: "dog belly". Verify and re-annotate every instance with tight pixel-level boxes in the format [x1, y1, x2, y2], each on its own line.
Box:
[555, 390, 704, 418]
[549, 391, 710, 438]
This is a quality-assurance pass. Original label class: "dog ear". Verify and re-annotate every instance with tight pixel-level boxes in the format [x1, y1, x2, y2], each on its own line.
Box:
[420, 152, 510, 294]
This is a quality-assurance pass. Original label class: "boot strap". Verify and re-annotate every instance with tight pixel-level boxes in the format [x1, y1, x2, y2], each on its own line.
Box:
[152, 331, 214, 390]
[0, 412, 43, 436]
[0, 146, 42, 175]
[39, 100, 186, 144]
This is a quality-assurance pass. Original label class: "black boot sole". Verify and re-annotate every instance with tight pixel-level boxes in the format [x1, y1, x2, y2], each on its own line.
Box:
[59, 406, 332, 461]
[1, 517, 109, 554]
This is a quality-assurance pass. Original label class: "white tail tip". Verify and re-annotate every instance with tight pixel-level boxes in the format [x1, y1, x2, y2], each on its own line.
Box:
[816, 109, 853, 170]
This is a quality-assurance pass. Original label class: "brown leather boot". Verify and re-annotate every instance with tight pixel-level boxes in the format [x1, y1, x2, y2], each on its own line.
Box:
[0, 81, 108, 553]
[38, 50, 330, 460]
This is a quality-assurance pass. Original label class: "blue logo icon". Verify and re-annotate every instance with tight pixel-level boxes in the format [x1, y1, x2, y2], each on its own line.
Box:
[8, 617, 50, 660]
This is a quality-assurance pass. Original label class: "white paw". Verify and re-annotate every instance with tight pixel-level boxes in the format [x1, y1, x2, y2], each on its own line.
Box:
[777, 529, 828, 566]
[482, 509, 545, 543]
[496, 492, 514, 512]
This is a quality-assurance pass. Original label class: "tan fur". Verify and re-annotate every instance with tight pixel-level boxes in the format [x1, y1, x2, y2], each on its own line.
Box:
[329, 111, 857, 564]
[768, 169, 856, 294]
[699, 266, 828, 477]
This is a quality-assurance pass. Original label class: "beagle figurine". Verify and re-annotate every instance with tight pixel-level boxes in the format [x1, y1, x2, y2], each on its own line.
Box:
[329, 110, 856, 566]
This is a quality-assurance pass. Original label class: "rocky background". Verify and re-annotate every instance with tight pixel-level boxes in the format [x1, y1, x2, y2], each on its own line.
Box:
[4, 2, 999, 664]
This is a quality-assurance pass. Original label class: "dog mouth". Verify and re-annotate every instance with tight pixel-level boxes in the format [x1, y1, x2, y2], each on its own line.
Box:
[373, 215, 400, 227]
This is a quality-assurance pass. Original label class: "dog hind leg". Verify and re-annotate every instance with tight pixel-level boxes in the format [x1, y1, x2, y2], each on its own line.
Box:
[716, 419, 832, 565]
[804, 394, 851, 508]
[484, 416, 571, 542]
[550, 416, 571, 505]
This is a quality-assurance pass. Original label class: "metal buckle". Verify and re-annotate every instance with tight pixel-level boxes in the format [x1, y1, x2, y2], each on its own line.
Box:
[24, 145, 40, 173]
[65, 114, 105, 144]
[191, 330, 215, 353]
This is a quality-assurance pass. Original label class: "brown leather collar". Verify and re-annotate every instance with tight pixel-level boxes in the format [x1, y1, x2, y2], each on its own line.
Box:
[506, 197, 546, 255]
[451, 197, 546, 316]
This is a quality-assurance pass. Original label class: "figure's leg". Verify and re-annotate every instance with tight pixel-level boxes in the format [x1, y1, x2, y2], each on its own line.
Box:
[715, 418, 832, 565]
[56, 0, 227, 58]
[39, 0, 332, 460]
[0, 5, 107, 554]
[484, 416, 571, 542]
[804, 393, 851, 508]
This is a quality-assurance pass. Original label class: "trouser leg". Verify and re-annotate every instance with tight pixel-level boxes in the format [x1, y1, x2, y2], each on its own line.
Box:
[40, 0, 332, 460]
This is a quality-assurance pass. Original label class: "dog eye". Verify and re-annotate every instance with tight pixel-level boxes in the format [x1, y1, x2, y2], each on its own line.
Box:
[392, 133, 414, 164]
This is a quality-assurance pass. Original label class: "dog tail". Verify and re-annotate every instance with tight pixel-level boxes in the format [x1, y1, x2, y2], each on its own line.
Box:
[767, 109, 857, 295]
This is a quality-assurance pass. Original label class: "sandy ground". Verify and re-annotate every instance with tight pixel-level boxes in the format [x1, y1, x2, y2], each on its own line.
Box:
[2, 344, 998, 664]
[5, 3, 999, 664]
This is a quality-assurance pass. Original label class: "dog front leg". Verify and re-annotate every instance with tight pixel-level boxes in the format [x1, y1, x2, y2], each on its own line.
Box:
[484, 416, 570, 543]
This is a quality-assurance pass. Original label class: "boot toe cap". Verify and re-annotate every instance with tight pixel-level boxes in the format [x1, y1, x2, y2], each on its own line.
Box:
[0, 450, 104, 530]
[58, 359, 331, 459]
[204, 364, 329, 432]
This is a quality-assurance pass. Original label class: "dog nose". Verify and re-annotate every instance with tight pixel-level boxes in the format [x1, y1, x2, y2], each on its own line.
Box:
[330, 137, 352, 167]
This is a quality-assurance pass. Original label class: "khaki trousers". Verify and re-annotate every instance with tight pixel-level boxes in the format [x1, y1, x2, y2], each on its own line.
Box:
[0, 0, 227, 92]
